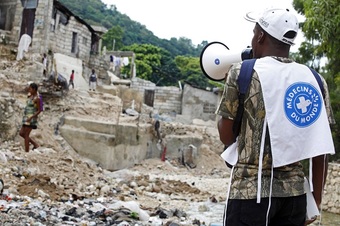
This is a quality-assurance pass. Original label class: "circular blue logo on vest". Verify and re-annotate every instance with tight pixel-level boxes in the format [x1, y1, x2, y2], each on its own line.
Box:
[284, 82, 322, 127]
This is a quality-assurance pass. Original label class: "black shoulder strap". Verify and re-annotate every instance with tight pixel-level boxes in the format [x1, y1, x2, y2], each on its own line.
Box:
[308, 67, 325, 98]
[232, 59, 257, 137]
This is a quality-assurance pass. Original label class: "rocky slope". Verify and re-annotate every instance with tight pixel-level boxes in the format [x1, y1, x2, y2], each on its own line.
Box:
[0, 43, 229, 225]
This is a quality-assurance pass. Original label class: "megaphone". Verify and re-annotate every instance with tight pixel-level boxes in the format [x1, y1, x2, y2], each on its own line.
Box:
[200, 42, 253, 81]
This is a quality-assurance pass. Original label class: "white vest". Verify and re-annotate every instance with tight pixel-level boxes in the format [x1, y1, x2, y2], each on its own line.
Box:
[255, 57, 335, 167]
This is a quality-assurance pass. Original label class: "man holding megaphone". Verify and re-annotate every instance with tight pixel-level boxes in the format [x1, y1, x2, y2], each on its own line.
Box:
[214, 8, 335, 226]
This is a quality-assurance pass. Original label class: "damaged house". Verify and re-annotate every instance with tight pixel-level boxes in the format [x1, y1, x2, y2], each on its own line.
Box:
[0, 0, 101, 64]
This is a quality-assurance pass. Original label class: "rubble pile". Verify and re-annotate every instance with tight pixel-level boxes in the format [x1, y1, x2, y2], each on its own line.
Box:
[0, 140, 227, 225]
[0, 43, 229, 225]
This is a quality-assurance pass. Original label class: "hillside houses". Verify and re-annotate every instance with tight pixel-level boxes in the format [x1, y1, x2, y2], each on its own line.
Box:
[0, 0, 221, 123]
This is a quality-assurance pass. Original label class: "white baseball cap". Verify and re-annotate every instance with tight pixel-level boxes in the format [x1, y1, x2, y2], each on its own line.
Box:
[245, 8, 299, 46]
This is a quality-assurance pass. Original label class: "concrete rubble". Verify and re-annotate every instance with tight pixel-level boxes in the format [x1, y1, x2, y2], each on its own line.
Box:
[0, 138, 227, 225]
[0, 43, 229, 225]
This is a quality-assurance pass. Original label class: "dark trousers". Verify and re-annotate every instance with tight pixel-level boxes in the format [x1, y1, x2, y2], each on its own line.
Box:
[69, 80, 74, 89]
[223, 195, 306, 226]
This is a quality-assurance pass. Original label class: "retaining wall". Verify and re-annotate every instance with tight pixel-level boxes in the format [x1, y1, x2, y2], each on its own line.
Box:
[323, 163, 340, 214]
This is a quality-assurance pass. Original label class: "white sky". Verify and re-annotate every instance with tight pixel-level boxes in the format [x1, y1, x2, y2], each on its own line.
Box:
[101, 0, 304, 52]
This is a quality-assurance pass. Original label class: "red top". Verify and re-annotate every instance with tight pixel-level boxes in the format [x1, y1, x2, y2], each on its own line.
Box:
[70, 72, 74, 80]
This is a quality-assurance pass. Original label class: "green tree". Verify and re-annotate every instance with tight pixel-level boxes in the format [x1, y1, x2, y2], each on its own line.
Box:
[293, 0, 340, 160]
[293, 0, 340, 78]
[102, 26, 124, 50]
[175, 56, 210, 89]
[150, 49, 182, 87]
[290, 42, 323, 71]
[122, 44, 163, 81]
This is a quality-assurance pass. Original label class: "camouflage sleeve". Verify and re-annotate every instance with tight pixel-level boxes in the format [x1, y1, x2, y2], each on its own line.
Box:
[215, 63, 242, 120]
[321, 76, 336, 125]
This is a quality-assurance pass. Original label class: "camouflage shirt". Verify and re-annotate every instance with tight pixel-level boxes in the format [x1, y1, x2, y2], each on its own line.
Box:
[216, 57, 335, 199]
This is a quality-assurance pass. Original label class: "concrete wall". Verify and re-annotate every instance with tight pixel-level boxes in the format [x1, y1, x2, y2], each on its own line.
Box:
[131, 77, 156, 92]
[59, 115, 206, 171]
[10, 0, 24, 44]
[100, 78, 182, 115]
[60, 116, 158, 171]
[182, 84, 219, 121]
[154, 86, 182, 114]
[48, 15, 92, 62]
[323, 163, 340, 214]
[130, 77, 219, 119]
[31, 0, 53, 54]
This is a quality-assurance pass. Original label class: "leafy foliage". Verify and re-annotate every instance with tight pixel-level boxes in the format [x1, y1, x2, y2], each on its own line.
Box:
[293, 0, 340, 161]
[122, 44, 162, 81]
[175, 56, 210, 89]
[102, 26, 124, 51]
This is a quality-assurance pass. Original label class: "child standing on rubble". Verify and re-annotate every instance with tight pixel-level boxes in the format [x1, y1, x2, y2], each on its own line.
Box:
[19, 83, 42, 152]
[89, 69, 97, 91]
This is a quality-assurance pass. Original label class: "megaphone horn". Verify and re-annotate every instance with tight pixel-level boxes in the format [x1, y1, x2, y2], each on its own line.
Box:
[200, 41, 253, 81]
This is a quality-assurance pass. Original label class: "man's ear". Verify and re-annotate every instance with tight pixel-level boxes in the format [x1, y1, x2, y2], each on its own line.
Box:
[258, 31, 265, 44]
